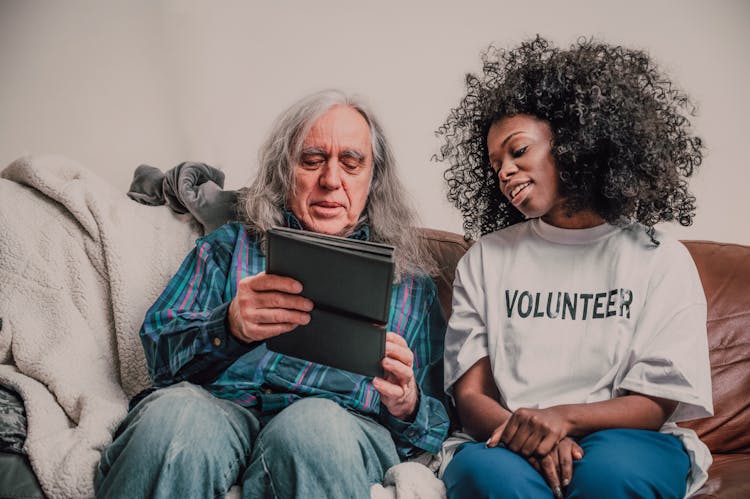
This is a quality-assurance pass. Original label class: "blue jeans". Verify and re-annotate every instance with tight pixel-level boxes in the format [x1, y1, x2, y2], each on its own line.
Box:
[95, 382, 400, 499]
[443, 428, 690, 499]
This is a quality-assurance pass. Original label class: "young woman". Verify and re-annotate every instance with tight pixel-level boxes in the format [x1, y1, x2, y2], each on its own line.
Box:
[436, 36, 713, 499]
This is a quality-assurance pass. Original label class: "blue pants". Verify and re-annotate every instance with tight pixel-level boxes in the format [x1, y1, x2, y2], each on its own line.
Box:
[443, 429, 690, 499]
[94, 382, 400, 499]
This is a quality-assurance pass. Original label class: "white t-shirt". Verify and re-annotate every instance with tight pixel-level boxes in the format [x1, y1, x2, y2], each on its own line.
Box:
[443, 219, 713, 495]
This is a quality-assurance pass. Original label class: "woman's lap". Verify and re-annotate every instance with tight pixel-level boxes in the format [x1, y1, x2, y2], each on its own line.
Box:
[443, 428, 689, 499]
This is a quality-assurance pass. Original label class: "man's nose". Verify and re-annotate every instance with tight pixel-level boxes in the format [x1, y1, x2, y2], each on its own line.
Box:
[319, 161, 342, 189]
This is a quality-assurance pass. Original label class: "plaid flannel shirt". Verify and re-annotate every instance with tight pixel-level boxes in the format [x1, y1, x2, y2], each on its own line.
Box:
[139, 218, 449, 458]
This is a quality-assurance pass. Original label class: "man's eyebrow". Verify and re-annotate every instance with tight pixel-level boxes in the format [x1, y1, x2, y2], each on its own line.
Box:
[341, 149, 365, 161]
[301, 147, 326, 156]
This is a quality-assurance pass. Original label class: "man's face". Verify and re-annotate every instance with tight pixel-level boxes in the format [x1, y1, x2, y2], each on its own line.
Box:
[289, 105, 374, 235]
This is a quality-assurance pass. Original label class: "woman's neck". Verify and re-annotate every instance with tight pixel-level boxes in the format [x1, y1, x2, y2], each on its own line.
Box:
[541, 210, 605, 229]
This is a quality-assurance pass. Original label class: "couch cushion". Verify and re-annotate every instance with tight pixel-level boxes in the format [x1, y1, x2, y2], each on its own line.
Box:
[677, 241, 750, 455]
[691, 453, 750, 498]
[0, 452, 45, 498]
[418, 228, 473, 320]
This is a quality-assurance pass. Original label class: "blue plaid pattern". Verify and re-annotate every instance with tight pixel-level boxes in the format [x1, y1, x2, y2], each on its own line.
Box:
[139, 219, 449, 457]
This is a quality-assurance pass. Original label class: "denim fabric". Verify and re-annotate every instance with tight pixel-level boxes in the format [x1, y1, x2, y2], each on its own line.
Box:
[242, 397, 400, 499]
[443, 428, 690, 499]
[95, 382, 400, 499]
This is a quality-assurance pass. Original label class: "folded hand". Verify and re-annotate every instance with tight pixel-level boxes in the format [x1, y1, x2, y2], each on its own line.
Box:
[487, 406, 571, 458]
[527, 437, 584, 499]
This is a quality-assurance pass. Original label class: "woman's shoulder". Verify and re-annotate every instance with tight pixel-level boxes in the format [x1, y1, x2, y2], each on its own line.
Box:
[615, 224, 702, 293]
[454, 222, 533, 275]
[476, 221, 533, 248]
[616, 223, 693, 261]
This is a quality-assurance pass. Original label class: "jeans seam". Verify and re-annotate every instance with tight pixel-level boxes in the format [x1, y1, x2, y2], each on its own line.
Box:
[213, 457, 242, 499]
[257, 438, 279, 499]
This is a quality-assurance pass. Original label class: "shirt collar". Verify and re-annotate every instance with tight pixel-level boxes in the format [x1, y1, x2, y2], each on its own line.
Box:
[283, 210, 304, 230]
[282, 211, 370, 241]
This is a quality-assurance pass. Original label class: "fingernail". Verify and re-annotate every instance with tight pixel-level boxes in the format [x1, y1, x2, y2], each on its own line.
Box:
[485, 438, 492, 448]
[554, 487, 563, 499]
[562, 478, 570, 487]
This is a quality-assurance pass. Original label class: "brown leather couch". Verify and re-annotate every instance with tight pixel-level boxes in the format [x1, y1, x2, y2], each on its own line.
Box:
[419, 229, 750, 499]
[2, 230, 747, 498]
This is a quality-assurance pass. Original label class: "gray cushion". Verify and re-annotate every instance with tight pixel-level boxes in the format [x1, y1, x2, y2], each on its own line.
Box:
[0, 452, 45, 498]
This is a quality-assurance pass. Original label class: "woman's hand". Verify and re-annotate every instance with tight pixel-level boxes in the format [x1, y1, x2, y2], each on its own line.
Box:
[228, 272, 313, 342]
[527, 438, 584, 499]
[487, 406, 572, 458]
[372, 332, 419, 421]
[487, 418, 583, 498]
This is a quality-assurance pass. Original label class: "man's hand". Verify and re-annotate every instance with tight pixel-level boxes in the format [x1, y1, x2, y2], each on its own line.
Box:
[228, 272, 313, 343]
[372, 332, 419, 421]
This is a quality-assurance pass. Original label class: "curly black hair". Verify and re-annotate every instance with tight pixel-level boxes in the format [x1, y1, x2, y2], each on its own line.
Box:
[436, 35, 703, 241]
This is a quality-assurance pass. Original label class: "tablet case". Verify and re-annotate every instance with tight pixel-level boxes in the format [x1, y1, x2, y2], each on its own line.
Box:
[265, 227, 395, 377]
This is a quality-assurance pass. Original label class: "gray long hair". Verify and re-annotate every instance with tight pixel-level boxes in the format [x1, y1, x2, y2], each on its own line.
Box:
[238, 89, 436, 279]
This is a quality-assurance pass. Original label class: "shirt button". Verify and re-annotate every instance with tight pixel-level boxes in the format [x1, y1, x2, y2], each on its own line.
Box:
[213, 337, 222, 347]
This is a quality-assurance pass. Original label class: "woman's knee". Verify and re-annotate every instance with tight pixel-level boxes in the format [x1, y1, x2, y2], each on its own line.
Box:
[443, 443, 552, 499]
[569, 429, 689, 499]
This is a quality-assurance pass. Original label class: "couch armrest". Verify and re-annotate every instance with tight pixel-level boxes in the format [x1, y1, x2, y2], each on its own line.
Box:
[417, 228, 473, 320]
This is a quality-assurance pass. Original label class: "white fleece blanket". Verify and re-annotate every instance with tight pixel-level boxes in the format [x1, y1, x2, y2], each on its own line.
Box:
[0, 155, 201, 498]
[0, 155, 445, 499]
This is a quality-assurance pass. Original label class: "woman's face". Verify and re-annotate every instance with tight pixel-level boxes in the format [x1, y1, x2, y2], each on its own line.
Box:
[487, 114, 568, 224]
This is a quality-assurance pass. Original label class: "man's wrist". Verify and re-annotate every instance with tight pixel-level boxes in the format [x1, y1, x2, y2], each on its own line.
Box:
[225, 299, 257, 346]
[227, 298, 254, 344]
[402, 382, 421, 422]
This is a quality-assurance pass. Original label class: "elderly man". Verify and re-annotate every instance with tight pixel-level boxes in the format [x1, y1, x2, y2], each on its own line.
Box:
[94, 90, 450, 499]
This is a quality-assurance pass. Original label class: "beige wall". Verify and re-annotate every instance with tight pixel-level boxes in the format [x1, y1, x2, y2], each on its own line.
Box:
[1, 0, 748, 244]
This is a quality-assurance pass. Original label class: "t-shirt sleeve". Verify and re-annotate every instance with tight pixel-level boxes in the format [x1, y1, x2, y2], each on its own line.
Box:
[616, 239, 713, 422]
[443, 242, 489, 401]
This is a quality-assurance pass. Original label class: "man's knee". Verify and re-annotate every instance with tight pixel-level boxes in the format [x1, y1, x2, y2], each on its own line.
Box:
[129, 384, 225, 446]
[97, 383, 255, 497]
[113, 383, 255, 467]
[258, 398, 363, 459]
[245, 397, 395, 498]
